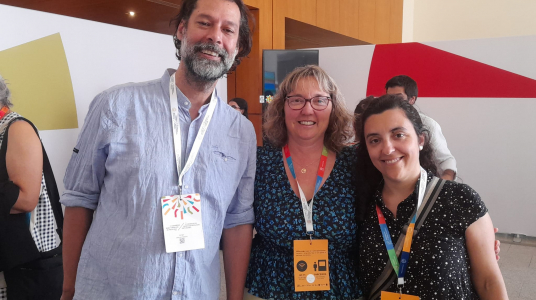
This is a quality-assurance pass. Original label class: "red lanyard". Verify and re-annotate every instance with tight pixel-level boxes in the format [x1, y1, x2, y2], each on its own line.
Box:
[0, 106, 9, 120]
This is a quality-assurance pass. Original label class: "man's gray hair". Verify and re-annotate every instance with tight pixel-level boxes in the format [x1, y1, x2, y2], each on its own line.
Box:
[0, 74, 13, 108]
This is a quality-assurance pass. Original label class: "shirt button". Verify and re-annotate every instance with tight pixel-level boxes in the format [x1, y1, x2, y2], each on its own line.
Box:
[184, 185, 188, 189]
[184, 102, 188, 105]
[178, 252, 183, 257]
[224, 158, 228, 162]
[172, 291, 178, 295]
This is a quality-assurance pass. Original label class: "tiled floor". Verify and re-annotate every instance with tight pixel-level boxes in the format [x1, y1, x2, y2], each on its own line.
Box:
[219, 243, 536, 299]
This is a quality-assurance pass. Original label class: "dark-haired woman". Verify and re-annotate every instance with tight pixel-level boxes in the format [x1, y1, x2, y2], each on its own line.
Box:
[355, 94, 507, 299]
[229, 97, 249, 119]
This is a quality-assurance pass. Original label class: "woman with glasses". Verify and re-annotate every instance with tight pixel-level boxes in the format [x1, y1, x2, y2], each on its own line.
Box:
[229, 97, 249, 119]
[244, 65, 360, 299]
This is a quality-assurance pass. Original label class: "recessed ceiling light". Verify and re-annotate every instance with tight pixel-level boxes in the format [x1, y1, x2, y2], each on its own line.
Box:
[129, 11, 135, 16]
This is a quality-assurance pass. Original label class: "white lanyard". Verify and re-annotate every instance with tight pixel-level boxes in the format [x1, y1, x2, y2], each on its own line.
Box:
[283, 144, 328, 236]
[416, 167, 428, 212]
[297, 181, 315, 233]
[168, 73, 217, 193]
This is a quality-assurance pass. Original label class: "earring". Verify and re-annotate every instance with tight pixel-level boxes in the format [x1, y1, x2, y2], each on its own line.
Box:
[419, 145, 423, 150]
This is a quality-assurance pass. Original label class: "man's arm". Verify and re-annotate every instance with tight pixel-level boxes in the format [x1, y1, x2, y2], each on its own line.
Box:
[441, 169, 456, 181]
[59, 92, 112, 299]
[466, 213, 508, 299]
[222, 124, 257, 299]
[61, 207, 94, 300]
[223, 224, 253, 300]
[421, 114, 457, 179]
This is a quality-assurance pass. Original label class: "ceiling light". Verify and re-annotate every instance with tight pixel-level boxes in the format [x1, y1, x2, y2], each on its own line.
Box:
[129, 11, 135, 16]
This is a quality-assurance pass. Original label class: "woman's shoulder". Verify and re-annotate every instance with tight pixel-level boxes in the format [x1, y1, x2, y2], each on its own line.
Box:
[437, 180, 487, 213]
[337, 144, 358, 165]
[439, 180, 480, 200]
[256, 144, 282, 163]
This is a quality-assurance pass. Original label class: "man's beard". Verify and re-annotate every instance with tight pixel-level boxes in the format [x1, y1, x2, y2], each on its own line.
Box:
[180, 36, 237, 83]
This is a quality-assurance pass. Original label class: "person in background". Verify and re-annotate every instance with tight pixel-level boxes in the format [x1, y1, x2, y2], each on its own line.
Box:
[0, 74, 63, 299]
[355, 94, 508, 299]
[229, 97, 249, 119]
[245, 65, 361, 299]
[59, 0, 256, 299]
[385, 75, 457, 180]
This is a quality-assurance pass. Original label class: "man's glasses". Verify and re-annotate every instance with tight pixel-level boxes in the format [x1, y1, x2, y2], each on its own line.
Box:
[285, 96, 331, 111]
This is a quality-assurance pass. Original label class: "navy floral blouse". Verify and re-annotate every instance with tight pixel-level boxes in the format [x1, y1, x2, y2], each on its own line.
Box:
[246, 145, 361, 299]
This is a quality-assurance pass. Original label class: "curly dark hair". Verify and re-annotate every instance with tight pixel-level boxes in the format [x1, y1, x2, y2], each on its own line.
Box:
[354, 94, 438, 221]
[353, 96, 375, 143]
[262, 65, 354, 153]
[229, 97, 248, 119]
[170, 0, 253, 72]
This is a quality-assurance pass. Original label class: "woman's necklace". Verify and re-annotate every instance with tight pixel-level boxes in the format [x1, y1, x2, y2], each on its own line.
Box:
[293, 158, 321, 174]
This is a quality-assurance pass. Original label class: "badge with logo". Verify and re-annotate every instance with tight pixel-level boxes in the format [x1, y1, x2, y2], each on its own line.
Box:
[161, 193, 204, 252]
[293, 239, 330, 292]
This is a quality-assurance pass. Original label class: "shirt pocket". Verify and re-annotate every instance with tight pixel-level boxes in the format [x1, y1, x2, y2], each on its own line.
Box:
[206, 146, 243, 203]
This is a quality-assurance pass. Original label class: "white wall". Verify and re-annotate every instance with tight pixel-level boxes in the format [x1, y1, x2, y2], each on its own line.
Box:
[409, 0, 536, 42]
[318, 36, 536, 236]
[318, 45, 376, 112]
[0, 5, 227, 194]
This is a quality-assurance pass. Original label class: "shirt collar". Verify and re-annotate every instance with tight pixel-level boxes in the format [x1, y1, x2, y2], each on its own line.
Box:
[161, 68, 221, 112]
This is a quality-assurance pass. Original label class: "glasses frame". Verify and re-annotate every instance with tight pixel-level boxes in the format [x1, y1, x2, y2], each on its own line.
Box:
[285, 96, 332, 111]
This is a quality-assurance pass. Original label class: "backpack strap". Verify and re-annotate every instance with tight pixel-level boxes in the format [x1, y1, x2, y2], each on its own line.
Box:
[368, 177, 446, 300]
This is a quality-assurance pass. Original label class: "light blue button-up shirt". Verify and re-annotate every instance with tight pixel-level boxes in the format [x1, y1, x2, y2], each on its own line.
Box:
[61, 69, 256, 300]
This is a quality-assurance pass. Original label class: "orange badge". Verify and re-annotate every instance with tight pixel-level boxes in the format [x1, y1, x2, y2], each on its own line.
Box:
[381, 291, 420, 300]
[293, 239, 330, 292]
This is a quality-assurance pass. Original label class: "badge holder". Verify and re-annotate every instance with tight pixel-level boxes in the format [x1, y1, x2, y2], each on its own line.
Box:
[378, 168, 428, 300]
[160, 74, 217, 253]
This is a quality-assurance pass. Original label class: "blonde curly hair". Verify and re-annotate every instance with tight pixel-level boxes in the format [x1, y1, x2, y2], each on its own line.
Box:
[263, 65, 354, 152]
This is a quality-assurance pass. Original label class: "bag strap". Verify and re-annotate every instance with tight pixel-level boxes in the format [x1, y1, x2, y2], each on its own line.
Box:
[1, 117, 63, 241]
[368, 176, 445, 300]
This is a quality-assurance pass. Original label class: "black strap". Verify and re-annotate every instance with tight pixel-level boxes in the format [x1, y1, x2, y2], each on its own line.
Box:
[368, 176, 445, 300]
[0, 117, 63, 271]
[3, 117, 63, 240]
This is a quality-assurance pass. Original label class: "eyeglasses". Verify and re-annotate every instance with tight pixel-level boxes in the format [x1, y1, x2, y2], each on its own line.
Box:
[285, 96, 331, 111]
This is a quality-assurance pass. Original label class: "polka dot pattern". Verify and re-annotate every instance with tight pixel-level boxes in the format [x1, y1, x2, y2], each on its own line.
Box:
[359, 173, 487, 300]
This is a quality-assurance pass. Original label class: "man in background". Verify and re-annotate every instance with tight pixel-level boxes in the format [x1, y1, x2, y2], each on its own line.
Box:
[60, 0, 256, 299]
[386, 75, 457, 180]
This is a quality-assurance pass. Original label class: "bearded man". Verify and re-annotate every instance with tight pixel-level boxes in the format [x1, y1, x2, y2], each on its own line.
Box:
[60, 0, 256, 299]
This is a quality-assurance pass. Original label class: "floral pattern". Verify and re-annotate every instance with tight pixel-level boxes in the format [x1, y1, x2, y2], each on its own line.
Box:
[246, 145, 362, 300]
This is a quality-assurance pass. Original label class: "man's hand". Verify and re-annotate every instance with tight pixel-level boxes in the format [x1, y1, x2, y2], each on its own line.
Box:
[60, 289, 75, 300]
[440, 169, 456, 181]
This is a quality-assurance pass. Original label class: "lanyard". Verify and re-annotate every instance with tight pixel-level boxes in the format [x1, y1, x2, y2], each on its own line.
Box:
[0, 106, 9, 120]
[376, 167, 428, 286]
[283, 144, 328, 235]
[169, 74, 217, 194]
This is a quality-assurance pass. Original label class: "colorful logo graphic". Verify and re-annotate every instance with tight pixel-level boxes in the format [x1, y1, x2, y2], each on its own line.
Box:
[162, 193, 201, 220]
